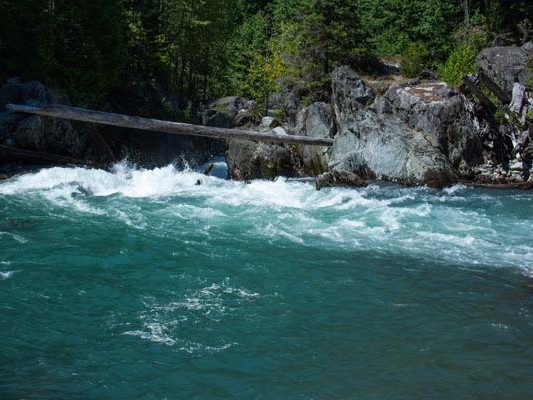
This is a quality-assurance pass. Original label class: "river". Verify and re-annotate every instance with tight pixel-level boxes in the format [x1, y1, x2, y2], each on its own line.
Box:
[1, 162, 533, 399]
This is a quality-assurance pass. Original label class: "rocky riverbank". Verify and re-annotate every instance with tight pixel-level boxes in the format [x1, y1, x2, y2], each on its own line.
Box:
[219, 44, 533, 189]
[1, 45, 533, 189]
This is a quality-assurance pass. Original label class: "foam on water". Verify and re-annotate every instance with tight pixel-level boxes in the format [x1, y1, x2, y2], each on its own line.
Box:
[122, 278, 259, 351]
[0, 270, 18, 280]
[1, 163, 532, 274]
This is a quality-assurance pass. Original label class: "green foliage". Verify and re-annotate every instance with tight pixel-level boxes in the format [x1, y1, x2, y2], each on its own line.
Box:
[400, 42, 429, 78]
[1, 0, 531, 111]
[440, 44, 477, 87]
[273, 109, 285, 121]
[0, 0, 127, 106]
[270, 0, 368, 94]
[494, 108, 509, 125]
[238, 51, 285, 113]
[526, 109, 533, 123]
[527, 66, 533, 89]
[451, 11, 491, 60]
[360, 0, 459, 64]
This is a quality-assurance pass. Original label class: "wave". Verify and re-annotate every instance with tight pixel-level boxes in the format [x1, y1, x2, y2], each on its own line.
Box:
[1, 162, 532, 273]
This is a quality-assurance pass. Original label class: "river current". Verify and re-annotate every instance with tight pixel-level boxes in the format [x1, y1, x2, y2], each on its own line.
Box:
[1, 162, 533, 399]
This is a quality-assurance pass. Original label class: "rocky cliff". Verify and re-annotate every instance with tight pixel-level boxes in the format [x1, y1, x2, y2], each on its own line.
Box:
[224, 67, 486, 188]
[224, 45, 533, 188]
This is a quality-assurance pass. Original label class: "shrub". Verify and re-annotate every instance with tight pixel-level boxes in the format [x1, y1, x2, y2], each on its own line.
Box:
[440, 44, 477, 87]
[400, 42, 429, 78]
[525, 109, 533, 123]
[494, 107, 509, 125]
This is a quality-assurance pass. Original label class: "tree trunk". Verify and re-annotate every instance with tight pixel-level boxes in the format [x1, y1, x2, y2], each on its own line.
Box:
[7, 104, 335, 147]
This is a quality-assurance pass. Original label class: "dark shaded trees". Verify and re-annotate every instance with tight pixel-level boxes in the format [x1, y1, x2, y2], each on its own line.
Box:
[1, 0, 532, 108]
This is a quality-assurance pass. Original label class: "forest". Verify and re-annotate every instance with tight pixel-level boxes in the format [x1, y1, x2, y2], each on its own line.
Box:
[1, 0, 532, 113]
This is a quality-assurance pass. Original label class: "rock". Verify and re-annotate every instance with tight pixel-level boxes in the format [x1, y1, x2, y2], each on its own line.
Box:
[331, 65, 375, 109]
[316, 170, 367, 190]
[202, 96, 256, 129]
[386, 82, 484, 176]
[261, 116, 281, 129]
[234, 109, 261, 127]
[294, 102, 336, 176]
[0, 173, 8, 181]
[226, 140, 296, 181]
[285, 87, 307, 129]
[330, 66, 456, 188]
[202, 108, 233, 128]
[0, 80, 110, 162]
[272, 127, 287, 136]
[511, 161, 523, 171]
[476, 45, 533, 96]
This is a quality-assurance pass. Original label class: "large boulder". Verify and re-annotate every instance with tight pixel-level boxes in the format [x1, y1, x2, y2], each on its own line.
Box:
[226, 140, 296, 181]
[386, 83, 483, 177]
[330, 66, 456, 188]
[294, 102, 336, 176]
[476, 44, 533, 96]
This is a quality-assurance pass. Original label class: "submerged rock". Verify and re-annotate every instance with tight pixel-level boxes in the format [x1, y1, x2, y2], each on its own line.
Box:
[315, 170, 367, 190]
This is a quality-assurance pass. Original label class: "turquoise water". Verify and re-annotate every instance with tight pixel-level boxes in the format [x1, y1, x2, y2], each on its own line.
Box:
[1, 163, 533, 399]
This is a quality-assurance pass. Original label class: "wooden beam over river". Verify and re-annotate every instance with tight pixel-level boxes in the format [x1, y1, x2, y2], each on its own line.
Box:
[7, 104, 334, 147]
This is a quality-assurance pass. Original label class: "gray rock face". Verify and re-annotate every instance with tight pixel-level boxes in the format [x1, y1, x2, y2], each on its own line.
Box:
[294, 102, 336, 176]
[226, 140, 296, 181]
[261, 116, 281, 129]
[330, 66, 457, 188]
[0, 81, 109, 161]
[225, 67, 484, 187]
[202, 96, 256, 128]
[385, 83, 483, 176]
[234, 109, 261, 128]
[476, 45, 533, 96]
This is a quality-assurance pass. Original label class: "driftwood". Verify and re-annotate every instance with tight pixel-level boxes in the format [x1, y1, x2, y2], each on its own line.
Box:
[462, 75, 497, 113]
[478, 72, 511, 104]
[6, 104, 334, 147]
[0, 145, 106, 168]
[203, 163, 215, 176]
[510, 83, 526, 114]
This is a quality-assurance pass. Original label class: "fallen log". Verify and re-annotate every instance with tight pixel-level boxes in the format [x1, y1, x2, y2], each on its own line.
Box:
[510, 83, 526, 114]
[6, 104, 334, 147]
[0, 145, 107, 168]
[462, 75, 497, 113]
[478, 72, 511, 104]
